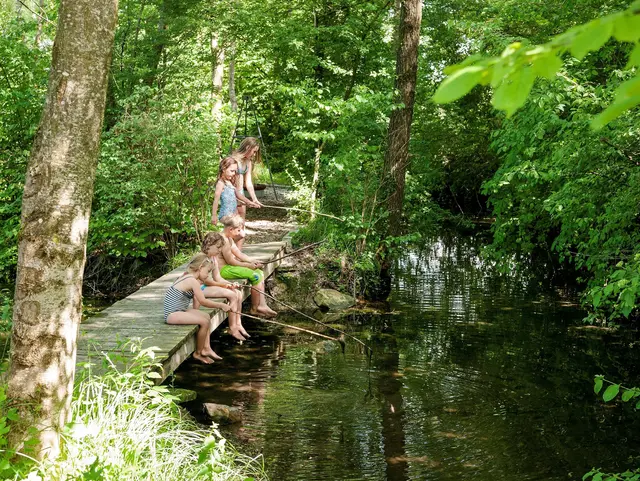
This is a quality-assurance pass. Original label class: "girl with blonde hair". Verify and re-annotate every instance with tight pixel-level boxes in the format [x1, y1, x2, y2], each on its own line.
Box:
[232, 137, 263, 219]
[163, 253, 231, 364]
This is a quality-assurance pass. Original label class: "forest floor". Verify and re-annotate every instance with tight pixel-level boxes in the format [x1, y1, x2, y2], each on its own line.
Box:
[244, 184, 298, 244]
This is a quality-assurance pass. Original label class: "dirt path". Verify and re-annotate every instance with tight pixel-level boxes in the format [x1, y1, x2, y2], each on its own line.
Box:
[244, 184, 298, 244]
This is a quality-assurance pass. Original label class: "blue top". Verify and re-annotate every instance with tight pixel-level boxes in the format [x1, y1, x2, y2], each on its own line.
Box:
[218, 181, 237, 220]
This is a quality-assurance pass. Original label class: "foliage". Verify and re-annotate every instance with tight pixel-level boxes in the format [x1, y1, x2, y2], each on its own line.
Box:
[0, 288, 11, 333]
[585, 375, 640, 480]
[0, 11, 54, 282]
[433, 1, 640, 127]
[1, 344, 265, 481]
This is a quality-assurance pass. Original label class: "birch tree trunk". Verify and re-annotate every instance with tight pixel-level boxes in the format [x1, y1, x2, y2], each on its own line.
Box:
[383, 0, 422, 236]
[7, 0, 118, 459]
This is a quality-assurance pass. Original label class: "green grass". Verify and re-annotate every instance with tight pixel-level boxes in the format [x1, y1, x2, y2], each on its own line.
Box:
[5, 345, 266, 481]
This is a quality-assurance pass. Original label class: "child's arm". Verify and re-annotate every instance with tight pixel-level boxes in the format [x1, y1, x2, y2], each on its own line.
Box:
[211, 181, 224, 225]
[210, 261, 238, 288]
[235, 172, 260, 208]
[203, 272, 228, 288]
[190, 279, 231, 312]
[231, 242, 263, 268]
[243, 162, 262, 206]
[222, 238, 258, 269]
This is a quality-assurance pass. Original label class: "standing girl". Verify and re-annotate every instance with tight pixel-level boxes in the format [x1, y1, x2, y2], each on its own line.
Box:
[211, 156, 241, 226]
[164, 253, 231, 364]
[232, 137, 263, 219]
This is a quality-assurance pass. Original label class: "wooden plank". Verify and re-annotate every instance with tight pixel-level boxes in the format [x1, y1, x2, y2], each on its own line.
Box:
[75, 240, 287, 382]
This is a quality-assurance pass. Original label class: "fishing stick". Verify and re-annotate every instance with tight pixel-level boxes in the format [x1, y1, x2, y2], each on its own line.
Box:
[232, 311, 343, 344]
[259, 204, 345, 222]
[262, 240, 326, 265]
[249, 286, 372, 353]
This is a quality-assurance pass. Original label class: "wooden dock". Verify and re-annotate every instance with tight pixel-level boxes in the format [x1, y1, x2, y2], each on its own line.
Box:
[76, 241, 287, 381]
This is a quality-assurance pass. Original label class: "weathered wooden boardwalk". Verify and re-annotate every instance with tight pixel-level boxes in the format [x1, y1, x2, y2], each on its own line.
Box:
[76, 241, 287, 381]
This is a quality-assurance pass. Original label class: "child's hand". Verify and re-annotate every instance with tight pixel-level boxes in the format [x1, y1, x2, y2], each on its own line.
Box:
[220, 303, 231, 312]
[254, 261, 264, 269]
[225, 283, 236, 290]
[211, 217, 219, 226]
[250, 201, 261, 208]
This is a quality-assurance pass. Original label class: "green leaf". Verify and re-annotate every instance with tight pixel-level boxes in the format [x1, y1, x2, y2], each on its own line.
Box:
[627, 43, 640, 68]
[602, 383, 620, 402]
[621, 389, 634, 402]
[492, 67, 535, 116]
[533, 55, 563, 80]
[592, 290, 602, 308]
[594, 377, 604, 394]
[433, 66, 488, 104]
[613, 13, 640, 42]
[146, 371, 162, 379]
[592, 94, 640, 130]
[570, 18, 614, 60]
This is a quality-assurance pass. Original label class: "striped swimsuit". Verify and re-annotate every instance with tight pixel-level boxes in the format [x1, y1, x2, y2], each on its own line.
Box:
[163, 275, 194, 321]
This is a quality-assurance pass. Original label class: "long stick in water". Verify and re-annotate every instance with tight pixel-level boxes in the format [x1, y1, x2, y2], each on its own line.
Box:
[262, 240, 326, 265]
[260, 204, 344, 222]
[233, 311, 343, 344]
[249, 286, 371, 353]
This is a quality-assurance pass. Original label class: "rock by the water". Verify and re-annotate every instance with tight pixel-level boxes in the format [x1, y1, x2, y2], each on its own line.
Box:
[167, 388, 197, 403]
[203, 403, 243, 424]
[313, 289, 356, 311]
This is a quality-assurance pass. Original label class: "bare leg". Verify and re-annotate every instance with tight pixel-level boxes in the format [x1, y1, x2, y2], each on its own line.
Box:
[202, 286, 246, 341]
[234, 289, 250, 337]
[167, 310, 219, 363]
[251, 281, 277, 317]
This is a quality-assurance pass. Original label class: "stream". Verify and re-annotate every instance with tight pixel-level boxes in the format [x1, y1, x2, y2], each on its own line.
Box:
[173, 232, 640, 480]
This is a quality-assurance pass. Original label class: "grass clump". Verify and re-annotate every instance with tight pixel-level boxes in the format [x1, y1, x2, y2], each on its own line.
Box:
[5, 345, 265, 481]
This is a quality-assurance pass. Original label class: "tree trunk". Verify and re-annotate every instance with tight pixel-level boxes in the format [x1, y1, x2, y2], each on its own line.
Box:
[228, 42, 237, 111]
[211, 33, 225, 119]
[310, 141, 325, 219]
[7, 0, 118, 459]
[383, 0, 422, 237]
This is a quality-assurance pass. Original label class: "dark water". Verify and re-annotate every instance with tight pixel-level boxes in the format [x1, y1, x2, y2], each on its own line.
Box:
[173, 234, 640, 480]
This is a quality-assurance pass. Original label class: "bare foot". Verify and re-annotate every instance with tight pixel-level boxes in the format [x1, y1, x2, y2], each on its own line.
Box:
[229, 329, 246, 341]
[256, 306, 277, 318]
[201, 348, 223, 360]
[238, 325, 251, 338]
[193, 352, 214, 364]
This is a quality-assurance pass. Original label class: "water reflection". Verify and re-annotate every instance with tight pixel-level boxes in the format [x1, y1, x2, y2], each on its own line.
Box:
[173, 234, 640, 480]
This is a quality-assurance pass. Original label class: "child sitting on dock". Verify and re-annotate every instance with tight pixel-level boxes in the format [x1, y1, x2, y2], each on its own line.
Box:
[164, 253, 231, 364]
[218, 214, 277, 318]
[200, 232, 251, 341]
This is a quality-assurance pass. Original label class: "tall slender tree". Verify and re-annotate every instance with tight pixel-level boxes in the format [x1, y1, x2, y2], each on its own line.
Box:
[7, 0, 118, 459]
[384, 0, 422, 236]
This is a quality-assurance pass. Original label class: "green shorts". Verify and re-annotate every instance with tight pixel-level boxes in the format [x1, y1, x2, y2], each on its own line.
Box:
[220, 265, 264, 286]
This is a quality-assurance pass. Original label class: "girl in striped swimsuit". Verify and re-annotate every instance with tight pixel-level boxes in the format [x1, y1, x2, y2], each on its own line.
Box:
[164, 253, 231, 364]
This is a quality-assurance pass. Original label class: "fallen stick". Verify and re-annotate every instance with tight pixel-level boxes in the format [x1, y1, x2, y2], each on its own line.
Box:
[248, 286, 372, 353]
[262, 240, 326, 265]
[234, 311, 344, 345]
[260, 204, 344, 222]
